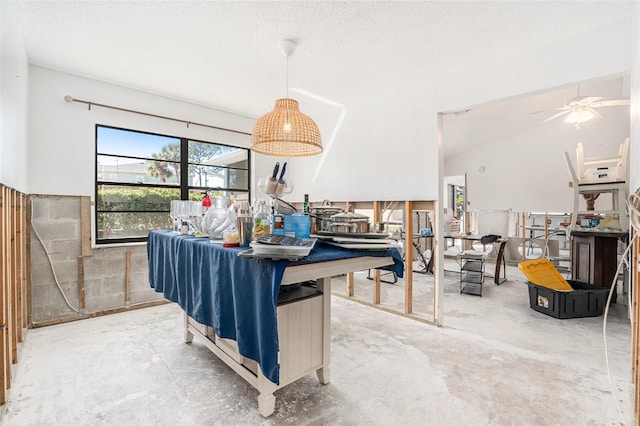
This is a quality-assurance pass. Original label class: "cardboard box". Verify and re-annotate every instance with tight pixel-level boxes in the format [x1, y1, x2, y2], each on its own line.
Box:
[271, 214, 311, 238]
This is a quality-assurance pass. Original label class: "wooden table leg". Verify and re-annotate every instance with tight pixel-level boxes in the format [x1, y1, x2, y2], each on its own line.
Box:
[315, 276, 331, 384]
[257, 370, 277, 417]
[184, 312, 194, 343]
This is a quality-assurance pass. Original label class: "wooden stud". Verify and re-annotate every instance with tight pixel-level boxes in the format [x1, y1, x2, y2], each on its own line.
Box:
[0, 186, 6, 403]
[77, 256, 85, 311]
[4, 188, 12, 388]
[347, 272, 354, 297]
[10, 190, 17, 364]
[632, 241, 637, 377]
[15, 194, 23, 342]
[125, 251, 132, 304]
[80, 196, 93, 257]
[521, 212, 526, 260]
[25, 195, 32, 329]
[372, 201, 381, 305]
[404, 201, 413, 314]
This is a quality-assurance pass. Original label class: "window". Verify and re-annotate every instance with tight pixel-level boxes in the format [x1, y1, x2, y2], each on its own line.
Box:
[95, 125, 250, 244]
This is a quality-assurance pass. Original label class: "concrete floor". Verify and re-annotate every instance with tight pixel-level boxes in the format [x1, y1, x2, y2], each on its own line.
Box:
[1, 261, 633, 425]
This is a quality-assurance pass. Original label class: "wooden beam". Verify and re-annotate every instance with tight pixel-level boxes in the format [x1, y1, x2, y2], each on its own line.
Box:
[347, 272, 354, 297]
[77, 256, 85, 311]
[0, 186, 6, 403]
[372, 201, 381, 305]
[521, 212, 526, 260]
[25, 195, 32, 329]
[125, 251, 132, 305]
[80, 196, 93, 257]
[404, 201, 413, 314]
[633, 238, 639, 418]
[10, 189, 17, 364]
[16, 194, 24, 342]
[30, 299, 170, 328]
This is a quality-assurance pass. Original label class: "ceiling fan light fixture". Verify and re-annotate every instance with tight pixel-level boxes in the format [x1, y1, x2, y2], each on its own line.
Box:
[251, 40, 323, 157]
[564, 108, 595, 125]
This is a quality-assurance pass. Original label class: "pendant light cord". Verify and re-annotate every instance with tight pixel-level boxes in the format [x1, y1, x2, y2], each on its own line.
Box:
[285, 53, 290, 98]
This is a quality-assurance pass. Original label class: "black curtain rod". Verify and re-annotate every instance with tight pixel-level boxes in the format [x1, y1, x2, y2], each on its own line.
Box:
[63, 95, 252, 136]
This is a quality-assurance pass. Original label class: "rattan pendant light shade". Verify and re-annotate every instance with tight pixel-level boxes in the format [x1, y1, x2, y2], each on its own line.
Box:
[251, 40, 322, 157]
[251, 98, 322, 157]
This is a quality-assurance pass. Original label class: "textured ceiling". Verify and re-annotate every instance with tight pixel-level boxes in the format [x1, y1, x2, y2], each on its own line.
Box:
[13, 0, 635, 155]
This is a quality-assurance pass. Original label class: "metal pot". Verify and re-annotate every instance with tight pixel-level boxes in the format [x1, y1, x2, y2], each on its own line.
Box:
[309, 200, 343, 234]
[330, 207, 371, 234]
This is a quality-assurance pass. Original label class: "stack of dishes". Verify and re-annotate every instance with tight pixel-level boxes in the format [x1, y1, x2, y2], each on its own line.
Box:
[311, 231, 398, 250]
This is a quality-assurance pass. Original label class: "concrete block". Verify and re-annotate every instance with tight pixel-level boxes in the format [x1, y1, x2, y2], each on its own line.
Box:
[47, 240, 82, 262]
[30, 198, 51, 221]
[31, 219, 79, 241]
[31, 281, 79, 323]
[49, 197, 80, 220]
[130, 289, 164, 305]
[84, 278, 106, 299]
[29, 195, 165, 322]
[86, 293, 125, 313]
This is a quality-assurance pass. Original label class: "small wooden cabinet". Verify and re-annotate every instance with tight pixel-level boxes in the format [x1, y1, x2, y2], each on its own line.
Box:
[571, 231, 627, 303]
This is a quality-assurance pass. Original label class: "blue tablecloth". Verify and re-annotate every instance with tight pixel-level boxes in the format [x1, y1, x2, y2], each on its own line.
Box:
[147, 230, 403, 384]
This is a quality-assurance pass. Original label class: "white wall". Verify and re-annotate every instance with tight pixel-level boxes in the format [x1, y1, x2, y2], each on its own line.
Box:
[254, 20, 634, 209]
[28, 67, 255, 196]
[1, 1, 29, 192]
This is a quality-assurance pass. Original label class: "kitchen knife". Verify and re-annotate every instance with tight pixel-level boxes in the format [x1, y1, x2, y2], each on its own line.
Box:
[266, 162, 279, 194]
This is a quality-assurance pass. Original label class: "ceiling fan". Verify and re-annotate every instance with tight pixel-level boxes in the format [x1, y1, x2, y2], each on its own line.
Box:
[538, 90, 630, 128]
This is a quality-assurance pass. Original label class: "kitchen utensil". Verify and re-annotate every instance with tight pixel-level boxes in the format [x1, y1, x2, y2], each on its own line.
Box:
[274, 162, 287, 195]
[236, 214, 253, 247]
[330, 206, 370, 233]
[266, 162, 279, 194]
[309, 200, 343, 234]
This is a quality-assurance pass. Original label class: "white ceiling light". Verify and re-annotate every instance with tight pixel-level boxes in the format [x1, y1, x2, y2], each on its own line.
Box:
[563, 107, 596, 128]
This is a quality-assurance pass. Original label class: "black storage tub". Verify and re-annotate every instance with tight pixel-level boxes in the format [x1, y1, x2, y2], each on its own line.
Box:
[527, 279, 609, 319]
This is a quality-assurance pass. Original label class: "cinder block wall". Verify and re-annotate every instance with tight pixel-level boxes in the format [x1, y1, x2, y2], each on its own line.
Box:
[30, 195, 163, 324]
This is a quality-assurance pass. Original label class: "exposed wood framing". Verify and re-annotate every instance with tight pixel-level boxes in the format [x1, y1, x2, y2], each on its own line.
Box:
[30, 299, 169, 328]
[404, 201, 413, 314]
[77, 256, 85, 311]
[372, 201, 381, 305]
[80, 197, 93, 257]
[346, 272, 354, 297]
[125, 251, 132, 304]
[0, 185, 28, 403]
[300, 199, 434, 318]
[0, 187, 6, 404]
[633, 236, 639, 418]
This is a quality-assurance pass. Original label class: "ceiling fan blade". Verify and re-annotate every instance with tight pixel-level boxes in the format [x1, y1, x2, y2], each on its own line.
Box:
[590, 99, 630, 107]
[531, 106, 568, 115]
[541, 110, 570, 124]
[580, 96, 603, 104]
[567, 96, 602, 106]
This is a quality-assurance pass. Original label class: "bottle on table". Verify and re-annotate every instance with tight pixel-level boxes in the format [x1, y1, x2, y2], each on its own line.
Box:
[252, 200, 271, 239]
